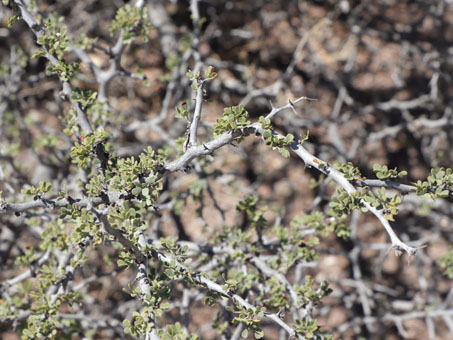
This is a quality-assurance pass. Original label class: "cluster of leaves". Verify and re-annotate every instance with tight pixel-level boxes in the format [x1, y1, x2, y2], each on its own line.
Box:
[121, 240, 200, 339]
[108, 204, 148, 253]
[329, 186, 402, 221]
[65, 89, 110, 133]
[213, 105, 251, 140]
[176, 67, 217, 122]
[223, 268, 260, 297]
[415, 167, 453, 199]
[111, 147, 165, 193]
[295, 211, 351, 240]
[227, 303, 266, 339]
[41, 219, 72, 251]
[333, 161, 363, 181]
[2, 0, 20, 26]
[203, 66, 217, 81]
[269, 218, 319, 272]
[200, 196, 334, 339]
[14, 262, 82, 339]
[22, 181, 52, 199]
[175, 100, 190, 121]
[123, 277, 171, 337]
[364, 187, 402, 221]
[35, 14, 68, 59]
[0, 281, 28, 320]
[69, 209, 103, 250]
[110, 4, 150, 44]
[236, 195, 267, 230]
[295, 276, 332, 308]
[329, 189, 367, 217]
[70, 89, 98, 110]
[186, 66, 217, 84]
[293, 318, 333, 340]
[74, 33, 96, 50]
[373, 164, 408, 179]
[32, 14, 80, 81]
[259, 116, 294, 158]
[330, 161, 411, 221]
[157, 323, 199, 340]
[70, 129, 108, 169]
[260, 277, 290, 309]
[123, 310, 156, 338]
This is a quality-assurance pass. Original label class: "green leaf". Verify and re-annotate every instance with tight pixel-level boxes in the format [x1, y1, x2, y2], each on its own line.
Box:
[285, 133, 294, 143]
[8, 15, 19, 27]
[254, 329, 264, 339]
[32, 49, 46, 59]
[279, 148, 290, 158]
[132, 187, 142, 196]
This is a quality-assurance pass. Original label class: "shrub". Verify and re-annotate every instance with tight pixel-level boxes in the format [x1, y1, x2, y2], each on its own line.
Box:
[1, 1, 452, 339]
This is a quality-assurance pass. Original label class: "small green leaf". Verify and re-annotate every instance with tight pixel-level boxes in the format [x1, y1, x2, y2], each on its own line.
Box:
[373, 164, 382, 171]
[132, 187, 142, 196]
[32, 49, 46, 59]
[286, 133, 294, 143]
[279, 148, 290, 158]
[254, 329, 264, 339]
